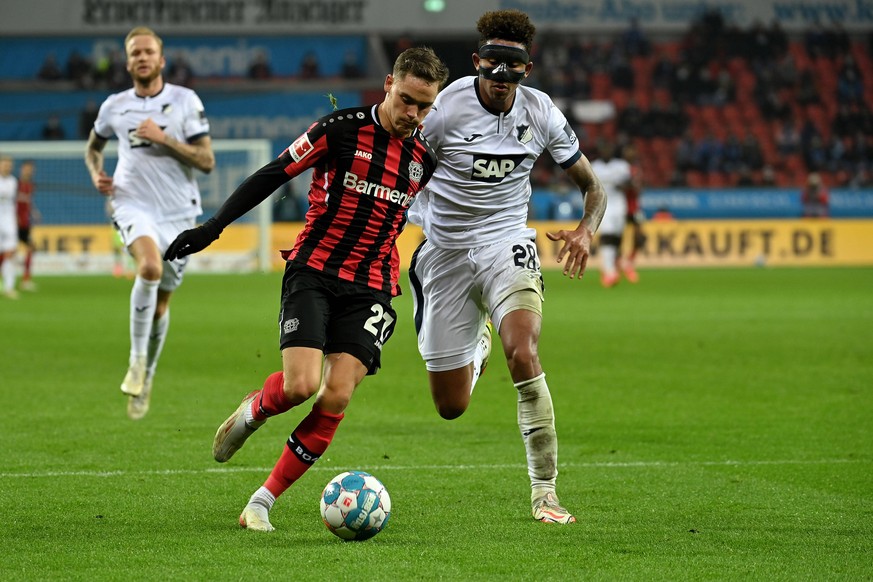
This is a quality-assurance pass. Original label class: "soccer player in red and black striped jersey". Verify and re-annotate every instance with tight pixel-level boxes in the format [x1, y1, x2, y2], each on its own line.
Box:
[164, 47, 449, 532]
[16, 160, 39, 291]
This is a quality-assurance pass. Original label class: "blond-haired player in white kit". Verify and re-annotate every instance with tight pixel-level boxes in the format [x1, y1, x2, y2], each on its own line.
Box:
[85, 26, 215, 419]
[408, 9, 606, 524]
[0, 155, 19, 299]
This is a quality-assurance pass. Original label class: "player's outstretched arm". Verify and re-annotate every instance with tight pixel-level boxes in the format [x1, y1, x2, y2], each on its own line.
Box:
[546, 156, 607, 279]
[163, 155, 293, 261]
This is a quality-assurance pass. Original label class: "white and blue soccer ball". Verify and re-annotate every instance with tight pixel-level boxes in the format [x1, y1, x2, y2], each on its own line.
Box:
[320, 471, 391, 541]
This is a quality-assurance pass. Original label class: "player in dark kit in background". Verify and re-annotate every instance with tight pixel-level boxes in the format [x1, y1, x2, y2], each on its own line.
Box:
[16, 160, 39, 291]
[164, 47, 449, 532]
[620, 143, 645, 283]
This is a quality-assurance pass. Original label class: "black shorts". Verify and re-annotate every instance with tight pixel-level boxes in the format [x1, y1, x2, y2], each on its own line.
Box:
[18, 227, 31, 244]
[278, 262, 397, 376]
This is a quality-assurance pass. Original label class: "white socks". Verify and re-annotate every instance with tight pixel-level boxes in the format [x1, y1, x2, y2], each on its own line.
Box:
[600, 244, 618, 276]
[470, 339, 488, 394]
[146, 309, 170, 379]
[515, 373, 558, 492]
[1, 256, 15, 293]
[130, 276, 159, 360]
[249, 486, 276, 511]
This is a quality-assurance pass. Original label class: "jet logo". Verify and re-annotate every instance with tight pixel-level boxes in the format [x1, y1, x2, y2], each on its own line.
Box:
[464, 133, 483, 142]
[471, 153, 527, 183]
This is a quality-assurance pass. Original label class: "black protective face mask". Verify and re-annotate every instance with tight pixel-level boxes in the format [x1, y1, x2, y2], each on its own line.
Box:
[477, 44, 529, 84]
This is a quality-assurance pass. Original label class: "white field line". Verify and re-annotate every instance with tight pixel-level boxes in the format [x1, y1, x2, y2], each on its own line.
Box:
[0, 458, 865, 479]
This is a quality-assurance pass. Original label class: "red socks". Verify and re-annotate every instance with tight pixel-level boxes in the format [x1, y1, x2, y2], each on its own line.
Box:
[251, 371, 292, 421]
[264, 406, 344, 498]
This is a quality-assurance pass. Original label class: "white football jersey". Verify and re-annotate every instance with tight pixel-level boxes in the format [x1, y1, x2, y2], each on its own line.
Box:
[0, 174, 17, 235]
[591, 157, 631, 235]
[94, 83, 210, 220]
[408, 76, 582, 248]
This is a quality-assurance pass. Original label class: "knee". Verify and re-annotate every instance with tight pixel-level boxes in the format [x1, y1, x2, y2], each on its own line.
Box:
[435, 401, 467, 420]
[315, 390, 352, 415]
[282, 375, 319, 405]
[138, 261, 162, 281]
[505, 342, 538, 372]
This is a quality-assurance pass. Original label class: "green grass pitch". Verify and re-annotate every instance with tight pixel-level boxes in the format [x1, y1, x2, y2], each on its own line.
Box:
[1, 267, 870, 580]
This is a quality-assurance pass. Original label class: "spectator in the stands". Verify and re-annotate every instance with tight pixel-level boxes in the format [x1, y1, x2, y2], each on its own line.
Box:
[774, 118, 802, 155]
[803, 134, 829, 172]
[248, 50, 272, 80]
[740, 132, 765, 170]
[66, 50, 95, 88]
[340, 50, 364, 79]
[803, 21, 829, 59]
[609, 52, 635, 91]
[652, 50, 676, 89]
[167, 52, 195, 87]
[795, 68, 820, 106]
[299, 51, 320, 79]
[37, 53, 63, 81]
[668, 169, 688, 187]
[759, 87, 791, 121]
[42, 116, 65, 140]
[78, 99, 99, 139]
[735, 166, 757, 187]
[103, 49, 129, 89]
[675, 131, 697, 172]
[836, 57, 864, 105]
[617, 98, 646, 138]
[721, 133, 744, 173]
[620, 17, 651, 56]
[694, 130, 724, 172]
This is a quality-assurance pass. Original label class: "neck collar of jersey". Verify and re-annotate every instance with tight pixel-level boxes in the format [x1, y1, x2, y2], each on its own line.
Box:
[134, 82, 166, 100]
[474, 78, 515, 117]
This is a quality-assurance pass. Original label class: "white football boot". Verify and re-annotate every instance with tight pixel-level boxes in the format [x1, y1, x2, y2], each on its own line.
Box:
[532, 491, 576, 524]
[239, 503, 274, 532]
[213, 391, 265, 462]
[120, 355, 147, 396]
[127, 376, 153, 420]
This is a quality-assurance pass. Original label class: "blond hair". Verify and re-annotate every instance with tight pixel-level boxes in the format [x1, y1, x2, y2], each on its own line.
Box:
[124, 26, 163, 56]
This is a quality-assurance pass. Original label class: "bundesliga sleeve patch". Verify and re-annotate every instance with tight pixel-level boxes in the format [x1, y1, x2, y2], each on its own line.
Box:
[289, 134, 314, 163]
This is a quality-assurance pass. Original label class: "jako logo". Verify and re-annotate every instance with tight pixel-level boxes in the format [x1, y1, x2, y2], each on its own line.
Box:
[343, 172, 413, 207]
[471, 154, 528, 183]
[355, 149, 372, 159]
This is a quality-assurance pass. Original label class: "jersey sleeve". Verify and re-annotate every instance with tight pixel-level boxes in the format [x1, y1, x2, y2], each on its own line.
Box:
[183, 91, 210, 143]
[277, 117, 335, 179]
[545, 103, 582, 169]
[92, 97, 114, 140]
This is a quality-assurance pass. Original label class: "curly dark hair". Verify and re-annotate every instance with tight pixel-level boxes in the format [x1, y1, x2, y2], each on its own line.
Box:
[476, 9, 536, 52]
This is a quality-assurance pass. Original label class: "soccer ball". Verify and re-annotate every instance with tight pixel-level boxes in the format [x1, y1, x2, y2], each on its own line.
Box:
[320, 471, 391, 541]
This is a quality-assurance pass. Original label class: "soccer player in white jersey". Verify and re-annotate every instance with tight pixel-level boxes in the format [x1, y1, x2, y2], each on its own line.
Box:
[0, 155, 19, 300]
[85, 26, 215, 420]
[591, 140, 633, 287]
[407, 9, 607, 524]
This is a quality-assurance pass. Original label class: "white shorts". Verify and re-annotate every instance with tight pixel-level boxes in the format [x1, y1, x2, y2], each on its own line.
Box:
[0, 222, 15, 253]
[409, 236, 545, 371]
[600, 192, 628, 236]
[112, 205, 195, 292]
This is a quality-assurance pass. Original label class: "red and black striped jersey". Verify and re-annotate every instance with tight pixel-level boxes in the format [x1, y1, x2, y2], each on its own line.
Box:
[17, 179, 34, 228]
[211, 104, 437, 296]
